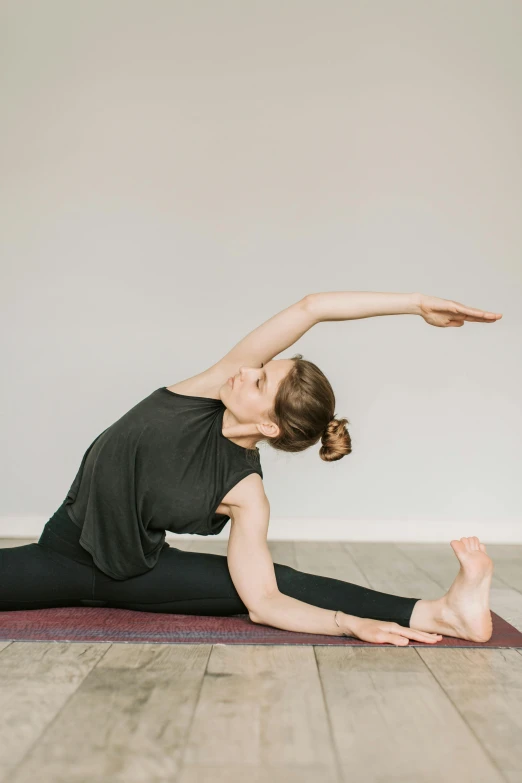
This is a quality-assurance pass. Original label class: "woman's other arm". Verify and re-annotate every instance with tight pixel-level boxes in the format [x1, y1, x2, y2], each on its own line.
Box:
[227, 477, 352, 638]
[306, 291, 422, 321]
[306, 291, 502, 326]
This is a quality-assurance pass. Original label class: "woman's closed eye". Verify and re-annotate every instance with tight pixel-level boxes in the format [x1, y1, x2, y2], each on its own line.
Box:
[257, 362, 264, 388]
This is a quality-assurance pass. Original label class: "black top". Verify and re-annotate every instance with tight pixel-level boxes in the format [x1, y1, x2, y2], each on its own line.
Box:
[63, 387, 263, 580]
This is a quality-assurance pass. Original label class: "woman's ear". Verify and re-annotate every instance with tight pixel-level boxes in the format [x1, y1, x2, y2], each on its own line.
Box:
[258, 420, 280, 440]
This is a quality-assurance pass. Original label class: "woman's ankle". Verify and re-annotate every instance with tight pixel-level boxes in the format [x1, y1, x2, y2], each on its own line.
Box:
[409, 597, 451, 635]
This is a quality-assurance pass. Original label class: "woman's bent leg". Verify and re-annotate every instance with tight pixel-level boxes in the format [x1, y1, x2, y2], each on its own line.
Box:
[0, 504, 96, 611]
[0, 543, 93, 610]
[94, 546, 421, 627]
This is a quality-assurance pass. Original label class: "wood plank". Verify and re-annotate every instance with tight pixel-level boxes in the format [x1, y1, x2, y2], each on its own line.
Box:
[267, 541, 297, 568]
[417, 648, 522, 783]
[343, 541, 443, 600]
[179, 644, 338, 781]
[180, 764, 339, 783]
[398, 542, 522, 781]
[165, 538, 196, 551]
[294, 541, 364, 582]
[0, 642, 110, 780]
[305, 542, 516, 781]
[7, 643, 210, 783]
[315, 646, 504, 782]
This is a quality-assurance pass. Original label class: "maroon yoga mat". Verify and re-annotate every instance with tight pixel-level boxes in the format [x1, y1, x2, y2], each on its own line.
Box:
[0, 608, 520, 647]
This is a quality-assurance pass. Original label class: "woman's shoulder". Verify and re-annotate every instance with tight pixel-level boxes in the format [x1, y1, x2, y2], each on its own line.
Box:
[222, 472, 267, 512]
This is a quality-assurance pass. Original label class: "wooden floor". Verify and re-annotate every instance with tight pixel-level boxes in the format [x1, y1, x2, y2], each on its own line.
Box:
[0, 538, 521, 783]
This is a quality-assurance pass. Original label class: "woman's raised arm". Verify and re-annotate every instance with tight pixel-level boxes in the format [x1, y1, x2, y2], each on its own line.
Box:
[306, 291, 503, 328]
[208, 295, 319, 378]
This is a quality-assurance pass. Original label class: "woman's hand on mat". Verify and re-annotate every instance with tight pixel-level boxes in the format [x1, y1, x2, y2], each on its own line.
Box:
[417, 294, 503, 328]
[347, 617, 442, 646]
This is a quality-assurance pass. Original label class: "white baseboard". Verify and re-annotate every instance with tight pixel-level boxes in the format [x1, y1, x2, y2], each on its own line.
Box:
[1, 516, 520, 543]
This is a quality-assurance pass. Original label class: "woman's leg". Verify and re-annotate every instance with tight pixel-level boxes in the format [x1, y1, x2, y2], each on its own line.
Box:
[94, 545, 421, 627]
[0, 540, 93, 611]
[3, 502, 419, 625]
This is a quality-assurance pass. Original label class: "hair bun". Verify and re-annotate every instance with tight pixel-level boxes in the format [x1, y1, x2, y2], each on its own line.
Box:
[319, 416, 352, 462]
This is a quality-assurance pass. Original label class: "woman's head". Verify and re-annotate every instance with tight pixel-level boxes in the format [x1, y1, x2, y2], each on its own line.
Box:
[220, 353, 352, 462]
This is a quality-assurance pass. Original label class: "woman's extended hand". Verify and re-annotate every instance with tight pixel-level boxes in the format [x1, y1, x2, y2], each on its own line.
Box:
[418, 294, 503, 328]
[347, 616, 442, 646]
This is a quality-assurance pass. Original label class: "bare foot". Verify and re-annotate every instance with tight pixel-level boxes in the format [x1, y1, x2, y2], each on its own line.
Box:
[440, 537, 494, 642]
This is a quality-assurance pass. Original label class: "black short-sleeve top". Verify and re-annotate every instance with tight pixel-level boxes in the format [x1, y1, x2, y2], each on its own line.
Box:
[63, 387, 263, 580]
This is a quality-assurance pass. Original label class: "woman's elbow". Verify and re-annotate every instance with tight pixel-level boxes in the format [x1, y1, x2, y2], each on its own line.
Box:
[247, 593, 278, 625]
[249, 608, 264, 624]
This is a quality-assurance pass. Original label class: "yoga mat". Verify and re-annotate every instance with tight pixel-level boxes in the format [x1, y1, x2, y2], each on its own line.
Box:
[0, 608, 520, 647]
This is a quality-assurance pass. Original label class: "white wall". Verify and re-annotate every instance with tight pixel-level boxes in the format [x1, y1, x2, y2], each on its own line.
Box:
[1, 0, 520, 542]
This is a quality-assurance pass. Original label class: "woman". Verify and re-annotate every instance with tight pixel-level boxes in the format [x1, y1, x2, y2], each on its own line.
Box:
[1, 291, 502, 646]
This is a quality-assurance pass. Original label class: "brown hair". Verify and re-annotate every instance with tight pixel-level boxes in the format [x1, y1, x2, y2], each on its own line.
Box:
[251, 353, 352, 462]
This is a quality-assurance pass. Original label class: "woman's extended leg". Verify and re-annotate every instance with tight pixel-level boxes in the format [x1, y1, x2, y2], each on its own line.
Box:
[94, 542, 494, 642]
[93, 545, 420, 625]
[29, 502, 421, 625]
[1, 501, 419, 624]
[0, 535, 420, 625]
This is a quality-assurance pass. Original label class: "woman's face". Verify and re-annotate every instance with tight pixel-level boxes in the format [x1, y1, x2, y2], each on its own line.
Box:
[220, 358, 294, 437]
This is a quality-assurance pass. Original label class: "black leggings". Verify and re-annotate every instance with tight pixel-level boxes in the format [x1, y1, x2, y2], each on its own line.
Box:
[0, 502, 421, 626]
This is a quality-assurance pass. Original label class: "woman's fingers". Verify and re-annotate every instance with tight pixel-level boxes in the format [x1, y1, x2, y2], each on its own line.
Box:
[374, 628, 443, 645]
[355, 618, 444, 646]
[456, 316, 496, 322]
[391, 636, 409, 646]
[454, 303, 502, 320]
[390, 625, 443, 645]
[406, 632, 441, 643]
